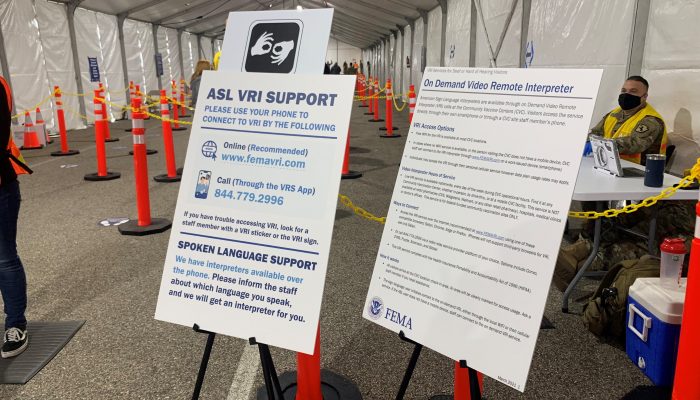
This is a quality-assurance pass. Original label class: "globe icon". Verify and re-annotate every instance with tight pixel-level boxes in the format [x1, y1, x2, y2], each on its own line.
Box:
[201, 140, 217, 160]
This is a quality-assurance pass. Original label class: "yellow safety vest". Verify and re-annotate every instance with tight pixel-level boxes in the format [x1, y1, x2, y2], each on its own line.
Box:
[603, 103, 667, 164]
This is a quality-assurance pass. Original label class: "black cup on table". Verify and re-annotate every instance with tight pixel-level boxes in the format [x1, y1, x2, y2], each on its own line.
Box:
[644, 154, 666, 187]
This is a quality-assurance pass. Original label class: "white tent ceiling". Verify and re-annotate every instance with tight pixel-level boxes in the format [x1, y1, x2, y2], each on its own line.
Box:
[52, 0, 440, 48]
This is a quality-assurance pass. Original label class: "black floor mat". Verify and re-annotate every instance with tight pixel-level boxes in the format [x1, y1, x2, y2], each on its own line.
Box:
[0, 321, 85, 384]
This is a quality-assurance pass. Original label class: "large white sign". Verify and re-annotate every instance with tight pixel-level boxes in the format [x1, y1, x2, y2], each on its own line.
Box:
[363, 67, 603, 391]
[219, 9, 333, 74]
[155, 71, 355, 354]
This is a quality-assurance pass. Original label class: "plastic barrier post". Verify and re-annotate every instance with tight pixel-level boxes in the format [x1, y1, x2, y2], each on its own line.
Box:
[672, 202, 700, 400]
[341, 129, 362, 179]
[254, 324, 362, 399]
[358, 75, 368, 108]
[118, 97, 172, 236]
[171, 80, 187, 131]
[85, 90, 120, 181]
[154, 89, 182, 183]
[365, 76, 374, 115]
[379, 79, 400, 137]
[20, 112, 43, 150]
[51, 86, 79, 156]
[99, 87, 119, 143]
[126, 81, 134, 120]
[180, 79, 190, 118]
[369, 78, 384, 122]
[408, 84, 416, 125]
[128, 85, 158, 155]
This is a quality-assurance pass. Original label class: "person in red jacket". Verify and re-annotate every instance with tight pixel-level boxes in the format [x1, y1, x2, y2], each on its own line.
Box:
[0, 76, 29, 358]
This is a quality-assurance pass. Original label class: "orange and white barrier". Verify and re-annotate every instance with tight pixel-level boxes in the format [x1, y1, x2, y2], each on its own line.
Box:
[51, 86, 79, 156]
[154, 89, 181, 183]
[34, 107, 51, 145]
[379, 79, 399, 138]
[20, 112, 43, 150]
[84, 89, 120, 181]
[365, 76, 374, 116]
[179, 79, 190, 118]
[171, 80, 186, 131]
[408, 84, 416, 124]
[369, 78, 384, 123]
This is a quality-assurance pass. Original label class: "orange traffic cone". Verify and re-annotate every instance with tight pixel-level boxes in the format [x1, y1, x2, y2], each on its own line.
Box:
[21, 112, 43, 150]
[35, 107, 52, 144]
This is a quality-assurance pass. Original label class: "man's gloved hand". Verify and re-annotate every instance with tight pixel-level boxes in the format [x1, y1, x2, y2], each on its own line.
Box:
[583, 141, 592, 156]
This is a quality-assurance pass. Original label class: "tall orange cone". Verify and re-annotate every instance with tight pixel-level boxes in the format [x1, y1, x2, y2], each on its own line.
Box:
[364, 76, 374, 115]
[341, 128, 362, 179]
[369, 78, 384, 123]
[408, 84, 416, 124]
[180, 78, 190, 118]
[98, 87, 119, 143]
[51, 86, 79, 156]
[154, 89, 181, 182]
[20, 112, 43, 150]
[85, 89, 120, 181]
[673, 200, 700, 400]
[379, 79, 400, 137]
[171, 80, 186, 131]
[35, 107, 51, 144]
[128, 87, 158, 156]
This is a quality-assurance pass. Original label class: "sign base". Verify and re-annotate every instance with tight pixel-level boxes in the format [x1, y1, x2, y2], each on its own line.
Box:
[341, 170, 363, 180]
[256, 370, 363, 400]
[84, 172, 120, 181]
[118, 218, 172, 236]
[51, 150, 80, 157]
[154, 173, 182, 183]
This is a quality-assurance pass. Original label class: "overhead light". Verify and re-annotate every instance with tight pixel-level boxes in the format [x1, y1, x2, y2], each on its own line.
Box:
[296, 5, 303, 10]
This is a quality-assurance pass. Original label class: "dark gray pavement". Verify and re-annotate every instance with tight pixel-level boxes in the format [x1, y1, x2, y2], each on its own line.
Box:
[0, 101, 655, 399]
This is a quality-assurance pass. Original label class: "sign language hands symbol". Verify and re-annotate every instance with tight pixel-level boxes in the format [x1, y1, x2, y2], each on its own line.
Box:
[271, 41, 294, 65]
[251, 31, 274, 56]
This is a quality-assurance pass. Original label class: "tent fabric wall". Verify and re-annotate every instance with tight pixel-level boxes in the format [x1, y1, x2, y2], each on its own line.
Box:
[445, 0, 471, 67]
[200, 37, 213, 62]
[157, 26, 183, 89]
[75, 8, 127, 121]
[642, 0, 700, 176]
[402, 24, 412, 100]
[394, 31, 402, 95]
[123, 19, 158, 97]
[326, 38, 361, 67]
[411, 18, 424, 93]
[426, 7, 442, 67]
[214, 39, 222, 55]
[36, 0, 84, 131]
[474, 0, 521, 68]
[528, 0, 635, 126]
[388, 34, 396, 83]
[0, 0, 54, 128]
[181, 31, 199, 83]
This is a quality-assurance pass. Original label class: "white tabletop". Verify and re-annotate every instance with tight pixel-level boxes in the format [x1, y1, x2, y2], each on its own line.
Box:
[573, 157, 698, 201]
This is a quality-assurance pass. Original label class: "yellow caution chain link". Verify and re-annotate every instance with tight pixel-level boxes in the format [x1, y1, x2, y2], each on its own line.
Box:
[392, 95, 408, 112]
[338, 194, 386, 224]
[11, 94, 54, 120]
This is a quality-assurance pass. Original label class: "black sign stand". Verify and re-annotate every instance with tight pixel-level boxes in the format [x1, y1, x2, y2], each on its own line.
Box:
[395, 331, 482, 400]
[191, 324, 285, 400]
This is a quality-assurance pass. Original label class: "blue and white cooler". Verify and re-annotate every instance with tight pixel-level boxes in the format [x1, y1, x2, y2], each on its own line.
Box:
[626, 277, 687, 386]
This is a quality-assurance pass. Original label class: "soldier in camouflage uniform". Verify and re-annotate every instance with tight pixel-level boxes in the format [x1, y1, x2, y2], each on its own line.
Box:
[553, 76, 691, 292]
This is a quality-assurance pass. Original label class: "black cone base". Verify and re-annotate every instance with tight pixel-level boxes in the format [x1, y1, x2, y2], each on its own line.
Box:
[341, 170, 363, 180]
[129, 149, 158, 155]
[118, 217, 172, 236]
[363, 112, 373, 115]
[84, 171, 120, 181]
[46, 139, 53, 144]
[176, 167, 184, 175]
[154, 173, 182, 182]
[180, 114, 191, 118]
[51, 149, 80, 157]
[20, 145, 44, 150]
[379, 133, 402, 138]
[379, 126, 398, 131]
[429, 396, 453, 400]
[125, 128, 132, 132]
[368, 118, 384, 122]
[172, 126, 187, 131]
[256, 370, 362, 400]
[358, 105, 369, 108]
[104, 137, 119, 142]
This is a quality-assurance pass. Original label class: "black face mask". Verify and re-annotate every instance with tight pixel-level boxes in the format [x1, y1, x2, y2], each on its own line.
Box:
[618, 93, 642, 110]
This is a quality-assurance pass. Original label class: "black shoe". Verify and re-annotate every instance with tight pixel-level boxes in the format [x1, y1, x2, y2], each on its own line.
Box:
[1, 327, 28, 358]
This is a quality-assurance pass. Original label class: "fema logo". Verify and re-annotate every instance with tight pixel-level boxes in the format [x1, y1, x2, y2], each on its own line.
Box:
[244, 20, 303, 73]
[368, 297, 384, 320]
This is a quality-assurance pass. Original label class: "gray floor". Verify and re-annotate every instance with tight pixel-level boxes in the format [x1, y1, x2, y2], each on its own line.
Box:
[0, 103, 656, 399]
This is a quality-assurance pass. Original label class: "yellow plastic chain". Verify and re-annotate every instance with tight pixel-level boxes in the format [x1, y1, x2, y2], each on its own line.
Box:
[568, 158, 700, 219]
[392, 95, 408, 112]
[338, 194, 386, 224]
[10, 94, 54, 120]
[96, 96, 193, 125]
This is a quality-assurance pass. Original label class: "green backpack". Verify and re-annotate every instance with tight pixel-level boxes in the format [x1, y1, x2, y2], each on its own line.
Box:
[582, 255, 660, 341]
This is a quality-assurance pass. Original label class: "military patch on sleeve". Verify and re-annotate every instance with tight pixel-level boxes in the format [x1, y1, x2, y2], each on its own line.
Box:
[635, 124, 649, 133]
